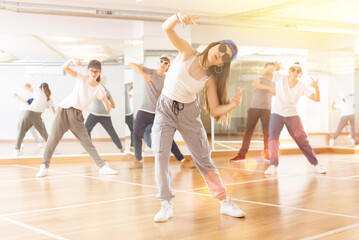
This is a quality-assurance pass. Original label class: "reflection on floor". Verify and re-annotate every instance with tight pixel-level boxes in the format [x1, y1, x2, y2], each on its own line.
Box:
[1, 153, 359, 239]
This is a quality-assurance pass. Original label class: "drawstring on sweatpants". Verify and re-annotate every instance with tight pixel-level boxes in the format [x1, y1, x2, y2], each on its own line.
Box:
[171, 100, 184, 116]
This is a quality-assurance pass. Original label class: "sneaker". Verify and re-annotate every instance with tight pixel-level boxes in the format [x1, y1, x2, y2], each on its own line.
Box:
[129, 160, 143, 170]
[264, 165, 278, 175]
[180, 158, 195, 169]
[230, 154, 246, 163]
[154, 200, 173, 222]
[130, 147, 135, 152]
[36, 164, 48, 177]
[315, 164, 327, 174]
[11, 149, 21, 156]
[37, 143, 44, 148]
[20, 143, 24, 149]
[99, 163, 118, 175]
[119, 148, 125, 153]
[329, 139, 334, 146]
[219, 198, 245, 218]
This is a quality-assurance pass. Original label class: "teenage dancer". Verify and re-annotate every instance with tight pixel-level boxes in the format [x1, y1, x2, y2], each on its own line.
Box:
[13, 83, 55, 155]
[230, 62, 276, 162]
[329, 93, 358, 146]
[36, 58, 118, 177]
[85, 85, 125, 152]
[152, 11, 245, 222]
[264, 62, 327, 175]
[14, 92, 42, 148]
[128, 55, 194, 169]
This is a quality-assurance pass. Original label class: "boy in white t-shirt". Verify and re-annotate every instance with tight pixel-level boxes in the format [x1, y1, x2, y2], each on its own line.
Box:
[36, 58, 118, 177]
[262, 62, 327, 175]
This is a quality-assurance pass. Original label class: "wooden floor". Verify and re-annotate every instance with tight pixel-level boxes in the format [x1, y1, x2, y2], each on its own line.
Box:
[1, 150, 359, 240]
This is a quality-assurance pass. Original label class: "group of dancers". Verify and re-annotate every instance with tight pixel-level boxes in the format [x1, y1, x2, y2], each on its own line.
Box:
[12, 10, 353, 222]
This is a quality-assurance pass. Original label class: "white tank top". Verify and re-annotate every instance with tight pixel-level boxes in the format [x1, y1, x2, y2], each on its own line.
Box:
[162, 53, 209, 103]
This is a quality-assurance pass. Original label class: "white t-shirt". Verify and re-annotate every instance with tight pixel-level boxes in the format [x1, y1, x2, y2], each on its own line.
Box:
[28, 89, 53, 113]
[59, 73, 105, 111]
[271, 73, 313, 117]
[335, 97, 354, 116]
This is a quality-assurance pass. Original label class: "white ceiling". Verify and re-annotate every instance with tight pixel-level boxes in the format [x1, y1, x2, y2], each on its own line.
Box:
[1, 0, 359, 62]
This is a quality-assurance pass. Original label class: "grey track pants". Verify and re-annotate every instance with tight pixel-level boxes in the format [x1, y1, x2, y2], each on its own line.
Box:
[42, 107, 105, 168]
[152, 94, 227, 201]
[15, 110, 48, 150]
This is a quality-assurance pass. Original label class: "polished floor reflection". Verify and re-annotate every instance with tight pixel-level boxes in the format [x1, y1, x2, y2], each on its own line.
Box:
[1, 153, 359, 239]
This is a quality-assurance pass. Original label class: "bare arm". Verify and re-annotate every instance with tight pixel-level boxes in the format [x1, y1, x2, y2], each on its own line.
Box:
[99, 89, 112, 112]
[308, 77, 320, 102]
[50, 106, 55, 114]
[109, 97, 115, 109]
[14, 93, 27, 104]
[252, 78, 275, 95]
[129, 62, 154, 84]
[162, 11, 199, 60]
[331, 101, 336, 111]
[204, 78, 244, 117]
[62, 58, 83, 79]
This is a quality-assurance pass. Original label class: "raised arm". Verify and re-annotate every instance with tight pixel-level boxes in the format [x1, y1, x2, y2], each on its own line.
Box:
[252, 78, 275, 95]
[204, 77, 245, 117]
[62, 58, 83, 79]
[14, 93, 28, 104]
[129, 62, 153, 85]
[260, 63, 281, 76]
[308, 77, 320, 102]
[162, 11, 199, 59]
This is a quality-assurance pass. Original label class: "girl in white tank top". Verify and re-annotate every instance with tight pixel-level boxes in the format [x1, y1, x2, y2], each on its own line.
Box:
[152, 11, 246, 223]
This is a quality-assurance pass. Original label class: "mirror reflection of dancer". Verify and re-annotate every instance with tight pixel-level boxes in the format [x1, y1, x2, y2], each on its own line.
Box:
[264, 62, 327, 175]
[128, 55, 194, 170]
[125, 82, 134, 151]
[152, 11, 245, 222]
[36, 58, 118, 177]
[85, 84, 125, 152]
[329, 93, 358, 146]
[14, 92, 42, 148]
[230, 63, 276, 162]
[12, 83, 55, 155]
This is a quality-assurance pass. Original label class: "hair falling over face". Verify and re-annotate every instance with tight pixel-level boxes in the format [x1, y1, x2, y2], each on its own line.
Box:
[199, 42, 237, 125]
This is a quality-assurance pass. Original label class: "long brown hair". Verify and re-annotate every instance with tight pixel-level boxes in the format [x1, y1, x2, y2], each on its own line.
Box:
[200, 42, 237, 124]
[40, 82, 51, 101]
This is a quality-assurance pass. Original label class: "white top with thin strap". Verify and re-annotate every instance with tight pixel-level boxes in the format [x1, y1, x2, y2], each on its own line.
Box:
[162, 52, 210, 103]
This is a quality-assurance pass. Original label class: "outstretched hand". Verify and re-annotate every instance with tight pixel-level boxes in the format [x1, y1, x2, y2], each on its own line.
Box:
[232, 87, 245, 107]
[144, 74, 154, 85]
[310, 77, 319, 88]
[177, 12, 200, 29]
[72, 58, 83, 67]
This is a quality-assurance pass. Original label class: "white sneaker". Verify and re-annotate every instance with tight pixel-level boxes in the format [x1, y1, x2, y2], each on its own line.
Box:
[36, 164, 48, 177]
[220, 198, 245, 218]
[329, 139, 334, 146]
[99, 163, 118, 175]
[154, 200, 173, 222]
[11, 149, 21, 156]
[20, 144, 24, 149]
[264, 165, 278, 175]
[315, 164, 327, 174]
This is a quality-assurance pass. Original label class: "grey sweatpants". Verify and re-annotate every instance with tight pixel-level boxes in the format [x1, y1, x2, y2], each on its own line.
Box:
[152, 94, 227, 201]
[42, 107, 105, 168]
[15, 110, 48, 150]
